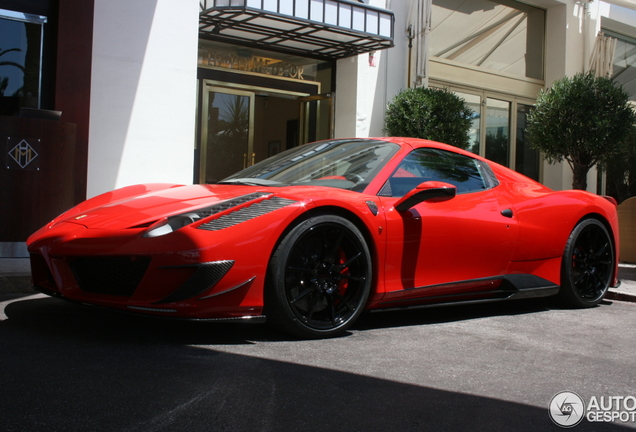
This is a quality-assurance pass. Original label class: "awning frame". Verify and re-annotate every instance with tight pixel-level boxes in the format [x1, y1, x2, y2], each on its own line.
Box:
[199, 0, 395, 60]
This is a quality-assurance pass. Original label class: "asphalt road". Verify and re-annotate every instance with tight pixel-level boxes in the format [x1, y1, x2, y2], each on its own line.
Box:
[1, 294, 635, 432]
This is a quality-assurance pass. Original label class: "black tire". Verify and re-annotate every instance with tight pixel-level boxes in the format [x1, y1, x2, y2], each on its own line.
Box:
[559, 218, 614, 308]
[266, 214, 372, 338]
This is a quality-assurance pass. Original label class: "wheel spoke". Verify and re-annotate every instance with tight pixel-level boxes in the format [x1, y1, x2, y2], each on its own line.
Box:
[296, 243, 320, 266]
[333, 274, 366, 282]
[290, 287, 314, 305]
[574, 271, 587, 287]
[334, 290, 355, 312]
[328, 296, 336, 325]
[287, 266, 311, 273]
[305, 292, 320, 322]
[341, 251, 362, 268]
[324, 229, 345, 263]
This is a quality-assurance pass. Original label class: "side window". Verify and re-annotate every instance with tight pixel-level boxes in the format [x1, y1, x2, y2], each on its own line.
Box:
[379, 148, 494, 197]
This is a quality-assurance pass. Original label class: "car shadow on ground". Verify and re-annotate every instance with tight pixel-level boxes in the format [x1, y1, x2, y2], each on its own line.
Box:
[1, 295, 570, 345]
[354, 297, 562, 332]
[0, 296, 630, 432]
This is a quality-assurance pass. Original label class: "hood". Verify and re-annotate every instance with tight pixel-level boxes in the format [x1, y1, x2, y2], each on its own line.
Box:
[59, 184, 283, 230]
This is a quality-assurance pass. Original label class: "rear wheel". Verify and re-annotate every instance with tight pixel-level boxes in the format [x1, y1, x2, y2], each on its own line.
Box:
[266, 215, 372, 338]
[559, 218, 614, 307]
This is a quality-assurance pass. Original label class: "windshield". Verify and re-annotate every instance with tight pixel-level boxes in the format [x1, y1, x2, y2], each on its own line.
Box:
[220, 139, 400, 192]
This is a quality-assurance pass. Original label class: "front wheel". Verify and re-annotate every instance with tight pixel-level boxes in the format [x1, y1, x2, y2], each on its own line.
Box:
[266, 215, 372, 338]
[559, 218, 614, 308]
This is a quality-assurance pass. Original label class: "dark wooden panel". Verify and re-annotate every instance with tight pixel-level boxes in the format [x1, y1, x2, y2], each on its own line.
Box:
[55, 0, 94, 204]
[0, 116, 76, 241]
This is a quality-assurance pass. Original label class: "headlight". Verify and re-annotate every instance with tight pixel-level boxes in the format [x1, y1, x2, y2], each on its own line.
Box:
[142, 192, 273, 238]
[143, 212, 204, 237]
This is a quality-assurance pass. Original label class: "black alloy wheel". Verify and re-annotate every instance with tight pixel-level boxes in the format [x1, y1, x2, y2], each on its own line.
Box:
[266, 214, 372, 338]
[559, 218, 614, 307]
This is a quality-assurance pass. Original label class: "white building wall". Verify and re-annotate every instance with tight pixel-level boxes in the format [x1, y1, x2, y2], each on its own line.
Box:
[334, 0, 410, 139]
[87, 0, 199, 198]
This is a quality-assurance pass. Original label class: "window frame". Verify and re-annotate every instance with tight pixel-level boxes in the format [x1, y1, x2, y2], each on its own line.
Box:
[378, 147, 499, 198]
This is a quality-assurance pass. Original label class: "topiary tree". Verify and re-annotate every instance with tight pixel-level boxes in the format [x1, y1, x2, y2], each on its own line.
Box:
[527, 72, 636, 190]
[384, 87, 473, 149]
[602, 127, 636, 203]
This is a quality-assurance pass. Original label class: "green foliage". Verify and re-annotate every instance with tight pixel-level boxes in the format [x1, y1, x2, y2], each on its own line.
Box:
[527, 72, 636, 190]
[602, 127, 636, 203]
[384, 87, 473, 149]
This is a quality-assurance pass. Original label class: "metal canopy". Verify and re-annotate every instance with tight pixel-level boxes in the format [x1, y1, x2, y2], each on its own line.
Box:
[199, 0, 394, 60]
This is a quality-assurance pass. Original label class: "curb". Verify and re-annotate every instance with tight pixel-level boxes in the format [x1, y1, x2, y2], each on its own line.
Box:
[606, 289, 636, 303]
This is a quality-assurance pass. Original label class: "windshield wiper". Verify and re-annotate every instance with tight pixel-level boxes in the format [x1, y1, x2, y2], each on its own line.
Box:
[217, 178, 281, 186]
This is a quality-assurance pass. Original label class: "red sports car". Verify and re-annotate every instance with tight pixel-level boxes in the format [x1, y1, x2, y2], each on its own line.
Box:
[27, 138, 619, 338]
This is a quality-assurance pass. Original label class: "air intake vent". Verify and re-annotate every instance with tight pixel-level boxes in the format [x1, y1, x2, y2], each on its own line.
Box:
[70, 256, 151, 297]
[198, 197, 296, 231]
[154, 260, 234, 304]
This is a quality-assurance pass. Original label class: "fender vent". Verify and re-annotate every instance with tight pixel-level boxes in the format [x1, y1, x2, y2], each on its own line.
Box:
[198, 197, 296, 231]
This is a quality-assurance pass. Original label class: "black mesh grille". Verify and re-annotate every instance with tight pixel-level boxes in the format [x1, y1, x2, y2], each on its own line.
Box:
[198, 197, 296, 231]
[154, 260, 234, 304]
[70, 256, 151, 297]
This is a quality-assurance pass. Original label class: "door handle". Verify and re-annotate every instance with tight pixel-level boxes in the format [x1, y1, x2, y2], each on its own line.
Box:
[501, 208, 513, 218]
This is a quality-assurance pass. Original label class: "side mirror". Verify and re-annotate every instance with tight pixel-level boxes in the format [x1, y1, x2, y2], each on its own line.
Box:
[394, 181, 456, 212]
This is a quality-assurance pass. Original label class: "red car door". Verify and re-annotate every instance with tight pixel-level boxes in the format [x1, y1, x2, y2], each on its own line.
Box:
[376, 148, 519, 305]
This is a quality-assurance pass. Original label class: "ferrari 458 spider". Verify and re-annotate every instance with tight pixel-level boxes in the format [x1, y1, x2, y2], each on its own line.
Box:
[28, 138, 619, 338]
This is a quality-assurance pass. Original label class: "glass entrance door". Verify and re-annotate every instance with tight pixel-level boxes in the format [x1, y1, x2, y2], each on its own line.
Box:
[299, 94, 333, 144]
[200, 86, 254, 184]
[198, 80, 331, 184]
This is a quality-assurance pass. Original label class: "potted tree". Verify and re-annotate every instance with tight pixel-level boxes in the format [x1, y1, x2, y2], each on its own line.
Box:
[527, 72, 636, 190]
[384, 87, 473, 149]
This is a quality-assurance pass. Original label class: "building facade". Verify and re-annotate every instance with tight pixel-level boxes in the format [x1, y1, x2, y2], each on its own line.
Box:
[1, 0, 636, 255]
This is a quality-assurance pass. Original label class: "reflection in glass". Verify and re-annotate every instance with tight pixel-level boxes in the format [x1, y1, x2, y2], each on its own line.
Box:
[205, 92, 251, 183]
[224, 139, 400, 192]
[608, 31, 636, 101]
[455, 91, 481, 155]
[385, 148, 487, 196]
[485, 98, 510, 166]
[515, 103, 539, 180]
[0, 15, 43, 115]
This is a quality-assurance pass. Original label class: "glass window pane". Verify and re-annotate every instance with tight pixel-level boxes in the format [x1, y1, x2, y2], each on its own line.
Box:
[352, 7, 365, 31]
[454, 91, 481, 155]
[338, 4, 352, 28]
[379, 13, 392, 37]
[366, 11, 379, 35]
[485, 98, 510, 166]
[515, 103, 539, 180]
[430, 0, 545, 80]
[262, 0, 277, 12]
[0, 15, 42, 116]
[280, 2, 294, 15]
[608, 31, 636, 101]
[325, 1, 338, 25]
[205, 91, 251, 183]
[386, 148, 486, 197]
[310, 0, 323, 22]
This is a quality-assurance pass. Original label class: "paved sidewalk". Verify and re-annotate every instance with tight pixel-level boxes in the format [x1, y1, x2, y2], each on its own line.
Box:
[2, 257, 636, 302]
[0, 258, 32, 294]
